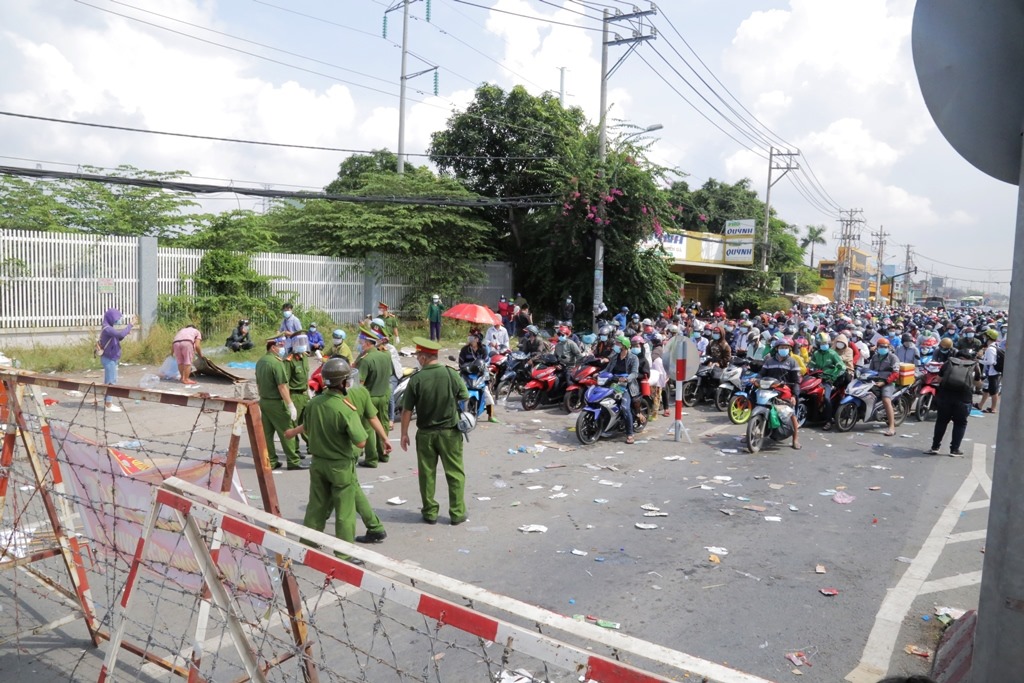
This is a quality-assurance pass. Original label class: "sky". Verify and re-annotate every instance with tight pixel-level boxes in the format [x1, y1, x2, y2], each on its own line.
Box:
[0, 0, 1017, 296]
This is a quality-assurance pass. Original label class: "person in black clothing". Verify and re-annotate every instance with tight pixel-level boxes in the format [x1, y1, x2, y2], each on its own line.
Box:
[226, 319, 253, 352]
[760, 338, 802, 450]
[927, 347, 980, 456]
[458, 329, 498, 423]
[515, 305, 533, 338]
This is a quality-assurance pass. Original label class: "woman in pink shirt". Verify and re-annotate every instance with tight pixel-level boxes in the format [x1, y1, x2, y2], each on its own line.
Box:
[171, 325, 203, 385]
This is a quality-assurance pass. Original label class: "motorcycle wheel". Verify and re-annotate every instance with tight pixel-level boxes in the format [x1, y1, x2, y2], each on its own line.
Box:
[834, 403, 858, 432]
[746, 413, 766, 453]
[727, 395, 753, 425]
[575, 410, 604, 445]
[893, 396, 908, 426]
[635, 397, 653, 433]
[915, 393, 933, 422]
[521, 388, 541, 411]
[714, 387, 732, 411]
[680, 380, 699, 407]
[466, 397, 479, 417]
[563, 389, 583, 414]
[495, 379, 517, 403]
[794, 401, 808, 428]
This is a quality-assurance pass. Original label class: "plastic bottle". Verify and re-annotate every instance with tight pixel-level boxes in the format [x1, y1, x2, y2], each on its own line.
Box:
[139, 374, 160, 390]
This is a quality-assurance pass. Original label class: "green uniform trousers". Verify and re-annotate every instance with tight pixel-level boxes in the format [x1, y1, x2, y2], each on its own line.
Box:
[291, 391, 310, 450]
[364, 394, 390, 465]
[415, 428, 466, 522]
[303, 457, 360, 557]
[260, 398, 300, 468]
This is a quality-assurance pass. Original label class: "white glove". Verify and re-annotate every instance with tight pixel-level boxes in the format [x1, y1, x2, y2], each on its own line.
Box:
[288, 402, 297, 422]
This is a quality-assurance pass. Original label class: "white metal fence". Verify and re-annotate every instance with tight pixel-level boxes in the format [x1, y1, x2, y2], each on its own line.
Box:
[0, 229, 512, 333]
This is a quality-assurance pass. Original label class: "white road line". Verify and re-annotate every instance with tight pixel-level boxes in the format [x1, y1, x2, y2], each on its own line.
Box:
[964, 499, 991, 511]
[845, 443, 987, 683]
[946, 529, 988, 544]
[919, 570, 984, 595]
[972, 440, 993, 497]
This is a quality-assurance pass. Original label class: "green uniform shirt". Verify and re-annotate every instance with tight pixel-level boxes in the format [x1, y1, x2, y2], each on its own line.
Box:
[403, 362, 467, 430]
[359, 348, 393, 397]
[255, 352, 288, 400]
[287, 354, 310, 392]
[302, 391, 367, 462]
[346, 385, 376, 427]
[427, 302, 443, 323]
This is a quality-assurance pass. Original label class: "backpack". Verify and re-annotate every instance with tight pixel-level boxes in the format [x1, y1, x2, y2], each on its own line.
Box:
[994, 347, 1005, 374]
[941, 357, 976, 395]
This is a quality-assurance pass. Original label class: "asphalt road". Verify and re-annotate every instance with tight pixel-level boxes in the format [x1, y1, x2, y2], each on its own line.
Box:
[1, 356, 995, 682]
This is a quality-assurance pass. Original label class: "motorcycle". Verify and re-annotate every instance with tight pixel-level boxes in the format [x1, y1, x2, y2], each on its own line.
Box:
[452, 357, 490, 420]
[494, 351, 531, 403]
[488, 351, 508, 392]
[745, 377, 797, 453]
[575, 372, 649, 445]
[563, 356, 604, 413]
[391, 366, 418, 413]
[833, 368, 908, 432]
[912, 361, 945, 421]
[714, 357, 757, 411]
[795, 370, 847, 427]
[679, 357, 719, 407]
[522, 354, 569, 410]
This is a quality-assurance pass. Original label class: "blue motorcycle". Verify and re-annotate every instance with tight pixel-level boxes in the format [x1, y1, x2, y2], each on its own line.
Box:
[575, 372, 647, 445]
[454, 357, 490, 420]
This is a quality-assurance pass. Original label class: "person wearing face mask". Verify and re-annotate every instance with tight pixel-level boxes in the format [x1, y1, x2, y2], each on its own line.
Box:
[895, 334, 919, 365]
[98, 308, 135, 412]
[956, 326, 981, 355]
[226, 319, 253, 353]
[833, 333, 855, 374]
[809, 332, 846, 430]
[607, 335, 640, 444]
[376, 302, 400, 346]
[427, 294, 444, 341]
[286, 333, 312, 462]
[330, 329, 354, 363]
[554, 325, 583, 368]
[868, 337, 900, 436]
[278, 303, 302, 353]
[459, 329, 499, 423]
[761, 338, 802, 449]
[484, 319, 510, 357]
[518, 325, 551, 358]
[706, 326, 732, 368]
[353, 328, 393, 467]
[256, 337, 302, 470]
[307, 324, 325, 357]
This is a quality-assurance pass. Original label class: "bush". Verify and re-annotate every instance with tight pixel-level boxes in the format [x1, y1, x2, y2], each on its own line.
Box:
[758, 296, 794, 315]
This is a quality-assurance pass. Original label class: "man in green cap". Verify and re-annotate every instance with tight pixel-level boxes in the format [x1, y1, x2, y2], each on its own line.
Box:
[255, 337, 303, 469]
[353, 327, 393, 468]
[287, 358, 388, 545]
[401, 337, 469, 525]
[284, 358, 368, 561]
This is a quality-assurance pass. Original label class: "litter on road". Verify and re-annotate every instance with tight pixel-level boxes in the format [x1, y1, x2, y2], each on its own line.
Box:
[571, 548, 588, 556]
[518, 525, 548, 533]
[832, 491, 856, 504]
[819, 588, 839, 596]
[634, 523, 658, 530]
[815, 564, 826, 574]
[764, 516, 782, 522]
[386, 497, 406, 505]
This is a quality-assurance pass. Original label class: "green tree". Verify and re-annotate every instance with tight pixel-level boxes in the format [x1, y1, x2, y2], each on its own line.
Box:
[0, 176, 76, 231]
[429, 84, 587, 249]
[800, 224, 828, 267]
[664, 178, 764, 233]
[174, 210, 278, 252]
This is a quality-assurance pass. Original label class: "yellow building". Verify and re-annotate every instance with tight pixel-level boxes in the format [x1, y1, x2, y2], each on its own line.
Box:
[643, 228, 754, 308]
[817, 247, 892, 301]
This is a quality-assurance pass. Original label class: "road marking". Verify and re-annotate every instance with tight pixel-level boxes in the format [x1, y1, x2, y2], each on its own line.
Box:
[963, 499, 990, 511]
[845, 442, 988, 683]
[919, 571, 984, 595]
[946, 529, 987, 544]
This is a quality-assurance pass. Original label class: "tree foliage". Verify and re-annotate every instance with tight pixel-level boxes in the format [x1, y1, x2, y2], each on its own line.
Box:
[800, 224, 828, 267]
[665, 178, 764, 234]
[173, 210, 278, 252]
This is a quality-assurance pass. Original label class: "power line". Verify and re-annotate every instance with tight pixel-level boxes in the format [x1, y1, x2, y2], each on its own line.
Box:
[0, 165, 560, 208]
[449, 0, 605, 32]
[0, 111, 556, 161]
[913, 252, 1013, 272]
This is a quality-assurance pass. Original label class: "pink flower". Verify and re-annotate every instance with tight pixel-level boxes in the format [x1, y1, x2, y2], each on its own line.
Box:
[563, 203, 571, 210]
[586, 213, 595, 220]
[698, 213, 708, 222]
[571, 191, 581, 199]
[641, 206, 648, 215]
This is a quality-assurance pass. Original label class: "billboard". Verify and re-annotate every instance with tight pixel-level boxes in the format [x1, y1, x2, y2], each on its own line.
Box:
[819, 261, 836, 280]
[724, 239, 755, 264]
[724, 219, 756, 238]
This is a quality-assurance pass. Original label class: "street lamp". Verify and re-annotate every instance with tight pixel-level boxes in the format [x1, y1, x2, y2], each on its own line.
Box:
[591, 122, 663, 330]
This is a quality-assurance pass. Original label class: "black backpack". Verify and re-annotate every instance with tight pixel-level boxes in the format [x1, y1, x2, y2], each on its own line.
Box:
[942, 357, 976, 395]
[994, 347, 1005, 374]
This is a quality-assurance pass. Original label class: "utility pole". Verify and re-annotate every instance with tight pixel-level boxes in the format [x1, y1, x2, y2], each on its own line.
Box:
[761, 148, 800, 272]
[558, 66, 566, 106]
[592, 5, 657, 330]
[871, 225, 889, 300]
[831, 209, 863, 302]
[385, 0, 435, 174]
[903, 243, 914, 304]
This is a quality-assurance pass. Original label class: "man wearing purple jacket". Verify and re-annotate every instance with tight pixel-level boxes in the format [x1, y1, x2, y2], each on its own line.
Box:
[98, 308, 134, 412]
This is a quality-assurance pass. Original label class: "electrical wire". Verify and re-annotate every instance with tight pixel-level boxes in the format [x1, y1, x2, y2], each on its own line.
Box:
[0, 111, 557, 161]
[786, 172, 840, 219]
[448, 0, 605, 32]
[913, 252, 1013, 272]
[0, 165, 560, 207]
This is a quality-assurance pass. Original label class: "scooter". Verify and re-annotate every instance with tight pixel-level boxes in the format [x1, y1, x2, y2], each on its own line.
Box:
[575, 373, 648, 445]
[488, 350, 509, 393]
[449, 356, 490, 420]
[391, 366, 418, 412]
[795, 370, 847, 427]
[679, 357, 718, 407]
[522, 354, 569, 410]
[563, 357, 603, 413]
[912, 361, 944, 421]
[714, 357, 757, 411]
[745, 377, 797, 453]
[833, 368, 908, 432]
[494, 351, 531, 402]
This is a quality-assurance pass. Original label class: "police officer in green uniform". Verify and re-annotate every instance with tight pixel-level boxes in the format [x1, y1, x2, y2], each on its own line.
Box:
[255, 337, 302, 470]
[287, 358, 388, 545]
[287, 334, 311, 456]
[354, 327, 392, 468]
[289, 358, 368, 561]
[401, 337, 469, 525]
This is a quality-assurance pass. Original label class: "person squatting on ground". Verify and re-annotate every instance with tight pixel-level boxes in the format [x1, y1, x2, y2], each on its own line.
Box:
[171, 324, 203, 386]
[225, 319, 253, 353]
[286, 358, 389, 546]
[401, 337, 469, 525]
[255, 336, 302, 470]
[286, 358, 372, 563]
[307, 323, 325, 356]
[927, 347, 981, 456]
[98, 307, 134, 412]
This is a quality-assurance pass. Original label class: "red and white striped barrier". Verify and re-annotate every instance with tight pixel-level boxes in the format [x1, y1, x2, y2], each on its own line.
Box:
[931, 609, 977, 683]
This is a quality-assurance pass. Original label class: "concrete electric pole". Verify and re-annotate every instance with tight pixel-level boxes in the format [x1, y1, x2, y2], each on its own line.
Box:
[871, 226, 889, 299]
[760, 148, 800, 272]
[385, 0, 436, 174]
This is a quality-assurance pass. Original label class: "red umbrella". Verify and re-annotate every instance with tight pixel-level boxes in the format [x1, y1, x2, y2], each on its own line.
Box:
[442, 303, 501, 326]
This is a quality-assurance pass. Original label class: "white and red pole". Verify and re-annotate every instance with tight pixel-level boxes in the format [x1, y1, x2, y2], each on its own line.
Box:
[672, 337, 697, 443]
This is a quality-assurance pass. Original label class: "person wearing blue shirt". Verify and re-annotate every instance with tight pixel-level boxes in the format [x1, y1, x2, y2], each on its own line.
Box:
[278, 303, 303, 353]
[307, 323, 325, 355]
[613, 307, 629, 331]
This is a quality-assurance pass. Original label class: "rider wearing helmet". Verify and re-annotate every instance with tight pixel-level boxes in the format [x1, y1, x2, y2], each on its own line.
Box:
[330, 329, 354, 364]
[867, 337, 899, 436]
[519, 324, 551, 357]
[809, 331, 847, 429]
[977, 327, 1003, 414]
[555, 325, 583, 367]
[895, 333, 920, 364]
[608, 334, 641, 445]
[957, 326, 982, 355]
[762, 337, 802, 449]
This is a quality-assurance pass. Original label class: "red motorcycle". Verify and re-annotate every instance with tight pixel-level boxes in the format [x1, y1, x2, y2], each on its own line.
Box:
[562, 357, 604, 413]
[913, 361, 944, 421]
[796, 370, 846, 427]
[488, 351, 508, 392]
[522, 354, 569, 411]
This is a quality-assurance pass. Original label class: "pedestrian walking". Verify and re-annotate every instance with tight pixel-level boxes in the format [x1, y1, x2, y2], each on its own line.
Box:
[255, 337, 303, 470]
[400, 337, 469, 525]
[976, 328, 1002, 414]
[97, 308, 134, 412]
[353, 327, 392, 468]
[427, 294, 443, 341]
[171, 324, 202, 386]
[927, 347, 981, 456]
